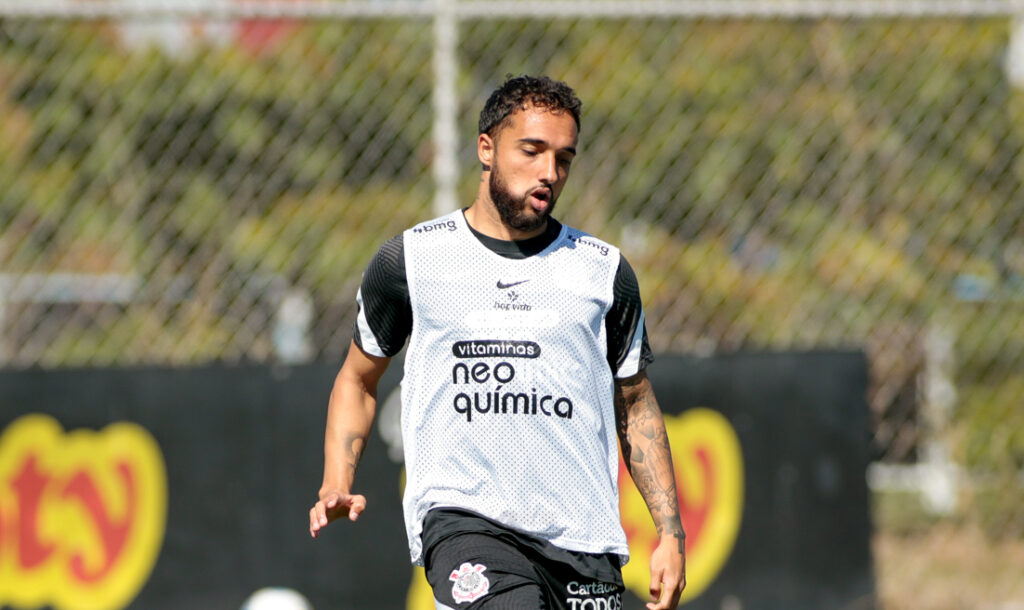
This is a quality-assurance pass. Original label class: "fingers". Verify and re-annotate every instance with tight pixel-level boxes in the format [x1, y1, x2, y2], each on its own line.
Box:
[647, 564, 663, 605]
[646, 560, 686, 609]
[347, 494, 366, 521]
[309, 493, 367, 537]
[309, 505, 322, 538]
[309, 497, 331, 538]
[658, 573, 684, 610]
[645, 575, 685, 609]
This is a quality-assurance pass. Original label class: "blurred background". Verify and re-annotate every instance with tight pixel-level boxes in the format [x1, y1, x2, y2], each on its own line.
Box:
[0, 1, 1022, 608]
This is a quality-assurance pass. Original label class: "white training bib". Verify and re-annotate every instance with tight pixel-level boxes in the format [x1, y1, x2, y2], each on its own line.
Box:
[398, 210, 630, 565]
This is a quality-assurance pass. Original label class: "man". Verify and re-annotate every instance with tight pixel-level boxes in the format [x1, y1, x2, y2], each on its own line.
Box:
[309, 75, 686, 610]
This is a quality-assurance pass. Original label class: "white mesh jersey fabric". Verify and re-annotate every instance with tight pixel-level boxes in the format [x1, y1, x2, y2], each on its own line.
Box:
[399, 210, 632, 565]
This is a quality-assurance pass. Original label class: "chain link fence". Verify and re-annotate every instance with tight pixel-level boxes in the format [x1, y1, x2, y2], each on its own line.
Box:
[1, 2, 1023, 606]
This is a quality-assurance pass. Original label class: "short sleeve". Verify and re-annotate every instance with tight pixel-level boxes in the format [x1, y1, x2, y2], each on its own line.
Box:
[605, 255, 654, 377]
[353, 234, 412, 357]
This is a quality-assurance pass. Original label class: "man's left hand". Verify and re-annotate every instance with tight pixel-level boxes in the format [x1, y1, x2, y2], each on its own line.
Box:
[647, 533, 686, 609]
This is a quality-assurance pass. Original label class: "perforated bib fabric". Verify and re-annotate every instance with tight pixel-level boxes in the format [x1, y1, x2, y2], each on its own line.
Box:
[388, 210, 638, 566]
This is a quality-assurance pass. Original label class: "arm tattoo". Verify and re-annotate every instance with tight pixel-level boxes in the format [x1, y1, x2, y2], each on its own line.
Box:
[615, 373, 686, 546]
[342, 432, 367, 478]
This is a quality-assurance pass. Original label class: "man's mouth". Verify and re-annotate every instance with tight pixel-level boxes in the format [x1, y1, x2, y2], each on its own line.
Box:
[528, 188, 551, 212]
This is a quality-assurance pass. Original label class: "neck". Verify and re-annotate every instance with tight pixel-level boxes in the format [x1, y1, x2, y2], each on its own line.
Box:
[464, 172, 548, 241]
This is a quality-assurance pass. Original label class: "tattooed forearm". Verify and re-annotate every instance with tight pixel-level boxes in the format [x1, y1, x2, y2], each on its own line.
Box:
[614, 374, 642, 462]
[614, 371, 686, 544]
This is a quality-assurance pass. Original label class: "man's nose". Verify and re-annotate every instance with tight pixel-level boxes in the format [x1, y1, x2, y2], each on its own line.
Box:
[539, 153, 558, 184]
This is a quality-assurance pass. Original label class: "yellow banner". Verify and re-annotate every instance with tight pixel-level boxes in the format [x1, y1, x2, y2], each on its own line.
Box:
[0, 414, 167, 610]
[619, 407, 744, 602]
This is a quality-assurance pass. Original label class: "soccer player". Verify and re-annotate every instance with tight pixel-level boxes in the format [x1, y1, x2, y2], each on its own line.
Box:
[309, 75, 686, 610]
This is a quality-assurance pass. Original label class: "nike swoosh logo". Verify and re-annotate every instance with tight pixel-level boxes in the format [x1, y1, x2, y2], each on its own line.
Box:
[496, 279, 530, 290]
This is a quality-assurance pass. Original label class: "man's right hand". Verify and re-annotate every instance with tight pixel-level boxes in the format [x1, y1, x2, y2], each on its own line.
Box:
[309, 491, 366, 538]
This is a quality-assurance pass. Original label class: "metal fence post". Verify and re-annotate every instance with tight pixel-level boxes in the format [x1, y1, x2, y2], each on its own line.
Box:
[919, 314, 960, 514]
[432, 0, 459, 216]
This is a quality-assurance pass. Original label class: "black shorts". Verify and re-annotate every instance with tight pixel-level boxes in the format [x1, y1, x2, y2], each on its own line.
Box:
[425, 531, 625, 610]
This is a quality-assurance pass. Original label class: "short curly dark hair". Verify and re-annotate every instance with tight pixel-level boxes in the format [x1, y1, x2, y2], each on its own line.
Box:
[478, 75, 582, 137]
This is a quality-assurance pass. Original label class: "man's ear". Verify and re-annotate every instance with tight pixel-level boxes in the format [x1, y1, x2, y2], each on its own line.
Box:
[478, 133, 494, 171]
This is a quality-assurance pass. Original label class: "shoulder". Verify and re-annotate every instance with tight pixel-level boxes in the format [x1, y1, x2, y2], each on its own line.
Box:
[558, 224, 619, 262]
[366, 233, 405, 280]
[610, 253, 644, 313]
[614, 254, 638, 288]
[405, 211, 463, 240]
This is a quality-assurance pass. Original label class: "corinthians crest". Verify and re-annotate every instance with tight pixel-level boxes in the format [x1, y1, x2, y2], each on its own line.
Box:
[449, 562, 490, 604]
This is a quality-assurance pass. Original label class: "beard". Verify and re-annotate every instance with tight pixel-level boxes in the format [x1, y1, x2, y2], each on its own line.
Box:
[489, 164, 555, 234]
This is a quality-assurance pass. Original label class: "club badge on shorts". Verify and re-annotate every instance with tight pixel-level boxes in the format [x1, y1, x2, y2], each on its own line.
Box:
[449, 562, 490, 604]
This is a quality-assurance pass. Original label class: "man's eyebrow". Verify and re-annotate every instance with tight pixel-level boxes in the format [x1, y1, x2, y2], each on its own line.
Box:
[517, 138, 577, 155]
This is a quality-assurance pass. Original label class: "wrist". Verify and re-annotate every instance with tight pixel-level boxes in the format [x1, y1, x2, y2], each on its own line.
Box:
[657, 522, 685, 539]
[319, 481, 351, 499]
